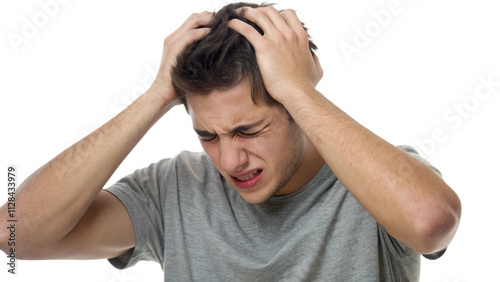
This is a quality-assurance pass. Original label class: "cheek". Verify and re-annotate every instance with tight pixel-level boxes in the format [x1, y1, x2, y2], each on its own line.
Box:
[248, 132, 287, 159]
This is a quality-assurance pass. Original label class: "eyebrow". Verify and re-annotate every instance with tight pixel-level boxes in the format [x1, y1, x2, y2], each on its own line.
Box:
[194, 119, 266, 137]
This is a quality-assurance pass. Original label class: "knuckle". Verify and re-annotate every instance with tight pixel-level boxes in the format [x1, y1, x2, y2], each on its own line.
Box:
[296, 28, 309, 41]
[163, 36, 171, 47]
[296, 25, 308, 36]
[259, 6, 278, 18]
[188, 12, 200, 21]
[274, 33, 287, 45]
[260, 40, 274, 52]
[284, 29, 297, 41]
[186, 28, 200, 39]
[164, 33, 177, 46]
[281, 9, 296, 16]
[188, 11, 213, 25]
[251, 8, 264, 18]
[262, 6, 278, 13]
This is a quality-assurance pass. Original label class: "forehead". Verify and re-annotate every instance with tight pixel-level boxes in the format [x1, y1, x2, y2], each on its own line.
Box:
[186, 81, 278, 131]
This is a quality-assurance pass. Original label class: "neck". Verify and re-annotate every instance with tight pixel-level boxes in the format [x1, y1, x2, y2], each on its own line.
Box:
[275, 137, 325, 196]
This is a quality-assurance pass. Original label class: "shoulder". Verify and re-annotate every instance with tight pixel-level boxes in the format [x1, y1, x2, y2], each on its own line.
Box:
[174, 150, 212, 165]
[169, 150, 216, 175]
[113, 151, 215, 190]
[155, 151, 220, 188]
[147, 150, 213, 173]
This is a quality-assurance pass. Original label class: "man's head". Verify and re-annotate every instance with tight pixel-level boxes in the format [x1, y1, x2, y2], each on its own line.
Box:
[170, 2, 317, 106]
[172, 2, 322, 204]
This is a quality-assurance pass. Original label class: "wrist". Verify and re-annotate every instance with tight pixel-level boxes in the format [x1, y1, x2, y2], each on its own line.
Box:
[279, 85, 318, 114]
[145, 83, 180, 111]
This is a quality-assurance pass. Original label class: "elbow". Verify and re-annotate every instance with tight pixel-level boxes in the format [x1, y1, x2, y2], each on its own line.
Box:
[0, 208, 10, 256]
[0, 219, 19, 260]
[0, 232, 18, 262]
[0, 217, 25, 259]
[0, 227, 9, 256]
[0, 232, 52, 260]
[0, 209, 51, 260]
[413, 196, 462, 255]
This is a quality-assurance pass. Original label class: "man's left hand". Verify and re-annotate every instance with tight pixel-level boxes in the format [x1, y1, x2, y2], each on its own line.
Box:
[229, 7, 323, 105]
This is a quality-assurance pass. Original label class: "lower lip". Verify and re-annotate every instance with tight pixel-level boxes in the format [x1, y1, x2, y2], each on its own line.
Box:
[232, 170, 263, 190]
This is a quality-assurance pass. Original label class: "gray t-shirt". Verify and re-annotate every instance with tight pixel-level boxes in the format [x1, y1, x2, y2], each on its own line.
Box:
[106, 146, 442, 281]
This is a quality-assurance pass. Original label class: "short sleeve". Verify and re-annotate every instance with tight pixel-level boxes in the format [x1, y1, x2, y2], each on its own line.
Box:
[377, 223, 416, 258]
[377, 223, 420, 281]
[105, 158, 172, 269]
[397, 145, 442, 176]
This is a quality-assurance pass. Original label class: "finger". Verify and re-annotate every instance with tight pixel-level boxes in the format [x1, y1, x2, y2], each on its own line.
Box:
[312, 52, 322, 71]
[171, 27, 211, 53]
[312, 52, 324, 83]
[182, 11, 213, 30]
[240, 7, 285, 38]
[279, 9, 304, 33]
[183, 27, 211, 47]
[228, 18, 265, 46]
[173, 11, 213, 39]
[281, 9, 310, 47]
[258, 7, 291, 33]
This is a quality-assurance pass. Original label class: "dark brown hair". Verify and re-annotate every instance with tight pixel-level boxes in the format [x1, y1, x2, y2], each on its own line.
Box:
[171, 2, 317, 106]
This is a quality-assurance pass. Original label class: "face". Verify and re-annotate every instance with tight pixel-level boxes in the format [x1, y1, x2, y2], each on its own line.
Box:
[186, 79, 310, 204]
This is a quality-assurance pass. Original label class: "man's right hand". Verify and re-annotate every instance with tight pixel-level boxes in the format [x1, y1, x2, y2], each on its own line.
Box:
[0, 11, 213, 261]
[150, 11, 213, 107]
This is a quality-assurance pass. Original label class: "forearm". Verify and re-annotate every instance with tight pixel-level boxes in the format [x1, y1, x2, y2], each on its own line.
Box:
[0, 87, 174, 256]
[284, 88, 461, 253]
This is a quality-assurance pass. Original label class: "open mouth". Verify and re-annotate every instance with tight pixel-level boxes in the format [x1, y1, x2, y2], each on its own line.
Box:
[231, 169, 263, 189]
[233, 170, 261, 181]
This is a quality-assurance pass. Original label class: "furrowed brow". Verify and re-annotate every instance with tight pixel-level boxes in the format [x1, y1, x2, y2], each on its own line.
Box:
[193, 119, 266, 137]
[231, 120, 265, 134]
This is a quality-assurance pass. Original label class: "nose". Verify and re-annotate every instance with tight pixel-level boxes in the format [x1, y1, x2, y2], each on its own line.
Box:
[219, 138, 249, 173]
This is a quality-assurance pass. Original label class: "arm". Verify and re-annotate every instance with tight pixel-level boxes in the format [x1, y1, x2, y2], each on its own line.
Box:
[0, 12, 213, 260]
[229, 7, 461, 255]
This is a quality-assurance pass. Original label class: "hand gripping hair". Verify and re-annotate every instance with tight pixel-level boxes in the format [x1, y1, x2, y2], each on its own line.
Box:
[171, 2, 317, 106]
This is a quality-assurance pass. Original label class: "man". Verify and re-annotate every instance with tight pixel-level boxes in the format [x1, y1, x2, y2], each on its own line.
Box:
[0, 2, 461, 281]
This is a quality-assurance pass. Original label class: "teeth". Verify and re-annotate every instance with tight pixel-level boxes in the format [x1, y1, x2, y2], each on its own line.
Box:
[236, 170, 260, 181]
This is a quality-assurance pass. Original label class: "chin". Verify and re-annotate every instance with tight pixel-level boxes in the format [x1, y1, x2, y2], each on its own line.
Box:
[237, 188, 275, 204]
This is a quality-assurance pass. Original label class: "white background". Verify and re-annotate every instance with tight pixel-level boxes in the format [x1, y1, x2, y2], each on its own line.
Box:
[1, 0, 499, 281]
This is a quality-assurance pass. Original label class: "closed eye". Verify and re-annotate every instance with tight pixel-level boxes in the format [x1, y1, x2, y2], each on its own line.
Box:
[238, 131, 261, 138]
[195, 129, 218, 143]
[199, 135, 217, 142]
